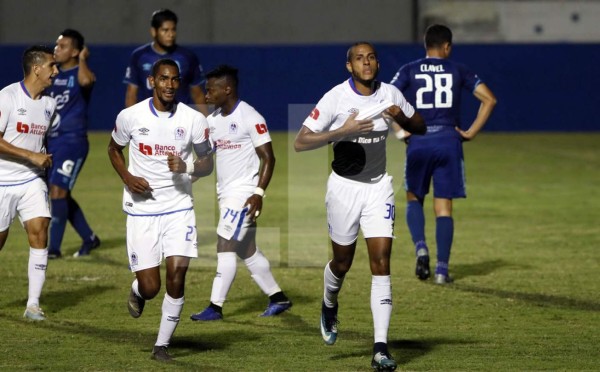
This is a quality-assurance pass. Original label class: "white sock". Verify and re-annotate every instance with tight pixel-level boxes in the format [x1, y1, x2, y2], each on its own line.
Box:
[323, 261, 344, 308]
[27, 248, 48, 308]
[131, 279, 142, 298]
[155, 294, 184, 347]
[371, 275, 392, 344]
[244, 248, 281, 296]
[209, 252, 237, 306]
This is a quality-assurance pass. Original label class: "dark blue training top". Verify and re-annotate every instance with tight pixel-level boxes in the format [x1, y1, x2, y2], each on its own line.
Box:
[47, 65, 91, 139]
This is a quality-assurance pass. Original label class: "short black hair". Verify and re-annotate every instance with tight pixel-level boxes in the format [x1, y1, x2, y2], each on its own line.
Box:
[22, 45, 54, 75]
[59, 28, 85, 50]
[424, 24, 452, 48]
[151, 9, 178, 29]
[346, 42, 377, 62]
[206, 64, 239, 88]
[151, 58, 179, 77]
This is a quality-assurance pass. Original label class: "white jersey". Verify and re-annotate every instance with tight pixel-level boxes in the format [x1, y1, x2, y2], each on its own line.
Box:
[112, 98, 210, 215]
[208, 100, 271, 199]
[302, 79, 415, 183]
[0, 82, 56, 185]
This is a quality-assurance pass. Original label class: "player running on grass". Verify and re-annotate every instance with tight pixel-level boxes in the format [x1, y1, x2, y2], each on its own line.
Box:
[294, 42, 425, 371]
[108, 58, 213, 362]
[190, 65, 292, 322]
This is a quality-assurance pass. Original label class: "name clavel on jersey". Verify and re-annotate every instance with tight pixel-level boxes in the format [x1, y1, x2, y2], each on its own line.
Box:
[420, 64, 446, 72]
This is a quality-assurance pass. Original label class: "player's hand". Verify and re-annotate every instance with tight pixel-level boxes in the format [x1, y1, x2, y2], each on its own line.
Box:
[124, 174, 152, 195]
[455, 126, 474, 141]
[79, 46, 90, 61]
[29, 152, 52, 169]
[384, 105, 408, 123]
[244, 194, 263, 222]
[341, 112, 373, 136]
[167, 153, 186, 173]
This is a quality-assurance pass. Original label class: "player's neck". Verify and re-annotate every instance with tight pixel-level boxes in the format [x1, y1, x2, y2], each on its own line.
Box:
[220, 98, 240, 116]
[351, 78, 376, 96]
[59, 58, 78, 70]
[152, 41, 175, 54]
[22, 77, 45, 100]
[151, 97, 175, 113]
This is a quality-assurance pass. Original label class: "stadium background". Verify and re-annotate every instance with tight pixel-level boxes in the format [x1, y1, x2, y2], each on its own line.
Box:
[0, 0, 598, 132]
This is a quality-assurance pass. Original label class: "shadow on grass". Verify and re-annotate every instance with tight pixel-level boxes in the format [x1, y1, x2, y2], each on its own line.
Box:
[452, 259, 522, 280]
[389, 338, 476, 365]
[5, 285, 116, 312]
[452, 284, 600, 312]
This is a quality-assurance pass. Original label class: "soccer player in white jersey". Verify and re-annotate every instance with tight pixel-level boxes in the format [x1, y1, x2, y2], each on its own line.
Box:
[0, 45, 58, 321]
[294, 42, 425, 371]
[190, 65, 292, 322]
[108, 59, 213, 362]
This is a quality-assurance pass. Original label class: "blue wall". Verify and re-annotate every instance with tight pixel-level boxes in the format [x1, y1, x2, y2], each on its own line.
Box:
[1, 44, 598, 132]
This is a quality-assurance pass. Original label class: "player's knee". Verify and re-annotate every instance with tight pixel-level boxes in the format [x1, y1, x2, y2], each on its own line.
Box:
[370, 257, 391, 275]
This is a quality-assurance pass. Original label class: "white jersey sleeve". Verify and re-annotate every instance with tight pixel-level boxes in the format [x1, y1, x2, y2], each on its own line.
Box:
[112, 109, 132, 147]
[302, 90, 338, 133]
[246, 109, 271, 148]
[190, 113, 212, 156]
[390, 85, 416, 118]
[0, 89, 12, 133]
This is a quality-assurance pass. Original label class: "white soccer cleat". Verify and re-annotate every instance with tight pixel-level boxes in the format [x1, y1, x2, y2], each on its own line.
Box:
[23, 304, 46, 321]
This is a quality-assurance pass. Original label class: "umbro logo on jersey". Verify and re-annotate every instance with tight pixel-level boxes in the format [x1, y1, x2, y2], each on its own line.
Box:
[17, 108, 27, 115]
[142, 63, 152, 71]
[138, 128, 150, 135]
[229, 122, 238, 134]
[348, 108, 359, 115]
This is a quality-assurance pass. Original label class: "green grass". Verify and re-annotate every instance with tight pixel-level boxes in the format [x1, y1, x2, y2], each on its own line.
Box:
[1, 132, 598, 371]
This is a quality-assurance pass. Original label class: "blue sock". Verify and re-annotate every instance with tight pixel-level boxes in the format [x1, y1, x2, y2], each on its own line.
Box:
[49, 198, 69, 253]
[406, 200, 427, 255]
[435, 216, 454, 275]
[68, 197, 94, 242]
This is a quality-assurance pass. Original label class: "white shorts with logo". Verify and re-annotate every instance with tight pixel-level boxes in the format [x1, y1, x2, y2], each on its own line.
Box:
[126, 208, 198, 272]
[216, 197, 252, 242]
[0, 178, 50, 231]
[325, 172, 395, 245]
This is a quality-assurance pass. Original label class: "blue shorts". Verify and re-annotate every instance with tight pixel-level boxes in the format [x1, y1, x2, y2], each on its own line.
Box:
[403, 134, 466, 200]
[47, 137, 89, 191]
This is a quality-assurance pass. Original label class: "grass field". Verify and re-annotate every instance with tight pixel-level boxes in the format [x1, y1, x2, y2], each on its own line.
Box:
[1, 131, 599, 371]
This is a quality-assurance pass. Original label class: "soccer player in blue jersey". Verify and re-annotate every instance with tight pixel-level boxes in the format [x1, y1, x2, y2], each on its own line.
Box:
[124, 8, 208, 115]
[390, 24, 497, 284]
[46, 29, 100, 258]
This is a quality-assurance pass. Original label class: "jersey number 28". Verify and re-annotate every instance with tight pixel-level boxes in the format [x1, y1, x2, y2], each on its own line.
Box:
[415, 73, 453, 109]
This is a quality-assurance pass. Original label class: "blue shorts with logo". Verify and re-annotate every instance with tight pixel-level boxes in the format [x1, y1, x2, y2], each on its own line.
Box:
[403, 129, 466, 200]
[47, 136, 89, 191]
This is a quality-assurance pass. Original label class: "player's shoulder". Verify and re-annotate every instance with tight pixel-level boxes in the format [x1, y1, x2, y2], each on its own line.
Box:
[131, 43, 153, 56]
[173, 45, 198, 59]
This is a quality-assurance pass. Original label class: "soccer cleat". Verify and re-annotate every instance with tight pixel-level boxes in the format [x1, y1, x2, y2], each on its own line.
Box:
[73, 236, 101, 257]
[151, 345, 172, 362]
[190, 306, 223, 321]
[371, 351, 397, 371]
[48, 250, 62, 259]
[320, 301, 339, 345]
[260, 300, 293, 317]
[23, 304, 46, 321]
[415, 255, 431, 280]
[434, 274, 454, 285]
[127, 289, 145, 318]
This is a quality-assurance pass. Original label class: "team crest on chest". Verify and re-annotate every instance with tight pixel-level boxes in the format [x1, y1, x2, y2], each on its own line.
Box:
[175, 127, 186, 140]
[229, 122, 238, 134]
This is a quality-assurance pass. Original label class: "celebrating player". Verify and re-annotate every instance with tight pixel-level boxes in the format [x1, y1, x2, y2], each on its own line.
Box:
[0, 45, 58, 320]
[390, 24, 497, 284]
[108, 58, 213, 362]
[123, 8, 208, 115]
[190, 65, 292, 322]
[46, 29, 100, 258]
[294, 42, 425, 371]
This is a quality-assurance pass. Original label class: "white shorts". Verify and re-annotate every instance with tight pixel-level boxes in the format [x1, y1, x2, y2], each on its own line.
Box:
[216, 197, 252, 241]
[325, 172, 395, 245]
[0, 178, 50, 231]
[126, 209, 198, 272]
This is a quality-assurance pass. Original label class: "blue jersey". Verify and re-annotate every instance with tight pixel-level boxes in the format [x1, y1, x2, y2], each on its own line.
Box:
[391, 57, 481, 136]
[123, 43, 205, 104]
[46, 66, 91, 140]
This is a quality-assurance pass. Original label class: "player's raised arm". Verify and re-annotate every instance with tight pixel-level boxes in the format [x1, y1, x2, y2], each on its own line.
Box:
[294, 113, 373, 152]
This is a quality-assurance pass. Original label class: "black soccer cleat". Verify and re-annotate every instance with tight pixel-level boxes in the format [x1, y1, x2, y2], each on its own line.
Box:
[415, 255, 431, 280]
